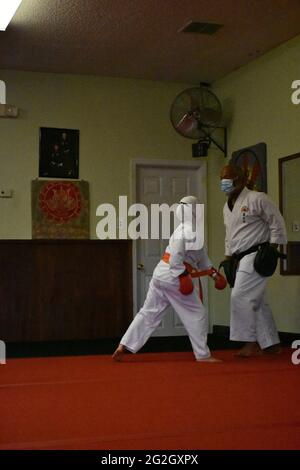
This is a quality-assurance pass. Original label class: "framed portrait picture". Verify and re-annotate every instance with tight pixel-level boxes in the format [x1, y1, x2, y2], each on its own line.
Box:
[231, 142, 267, 192]
[39, 127, 79, 179]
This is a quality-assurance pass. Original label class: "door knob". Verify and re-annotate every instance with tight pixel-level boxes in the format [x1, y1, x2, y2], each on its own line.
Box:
[137, 263, 144, 271]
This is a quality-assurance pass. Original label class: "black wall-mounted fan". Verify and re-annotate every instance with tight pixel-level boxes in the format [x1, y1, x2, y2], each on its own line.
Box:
[170, 86, 226, 157]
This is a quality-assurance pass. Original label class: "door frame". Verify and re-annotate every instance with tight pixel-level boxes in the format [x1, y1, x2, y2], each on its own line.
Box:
[130, 158, 210, 331]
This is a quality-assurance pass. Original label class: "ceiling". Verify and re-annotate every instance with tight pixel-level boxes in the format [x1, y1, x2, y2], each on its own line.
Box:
[1, 0, 300, 83]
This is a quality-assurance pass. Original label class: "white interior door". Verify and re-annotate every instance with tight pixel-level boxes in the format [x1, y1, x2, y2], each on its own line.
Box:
[135, 162, 207, 337]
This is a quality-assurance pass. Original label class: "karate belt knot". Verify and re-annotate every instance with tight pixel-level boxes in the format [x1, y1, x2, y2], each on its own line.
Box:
[162, 252, 216, 301]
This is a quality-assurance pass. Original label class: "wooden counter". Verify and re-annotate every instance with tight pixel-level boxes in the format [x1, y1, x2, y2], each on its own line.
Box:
[0, 240, 133, 342]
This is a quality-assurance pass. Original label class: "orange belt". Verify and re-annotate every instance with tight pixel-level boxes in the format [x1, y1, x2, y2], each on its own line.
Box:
[162, 252, 215, 302]
[162, 252, 215, 278]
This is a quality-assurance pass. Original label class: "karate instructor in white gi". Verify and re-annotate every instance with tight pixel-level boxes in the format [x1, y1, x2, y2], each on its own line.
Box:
[113, 196, 226, 362]
[220, 164, 287, 357]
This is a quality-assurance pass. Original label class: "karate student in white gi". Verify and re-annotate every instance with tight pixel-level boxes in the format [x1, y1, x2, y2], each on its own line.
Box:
[220, 165, 287, 357]
[113, 196, 226, 362]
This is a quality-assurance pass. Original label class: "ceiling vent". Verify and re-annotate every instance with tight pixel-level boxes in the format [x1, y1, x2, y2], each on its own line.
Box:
[179, 22, 223, 35]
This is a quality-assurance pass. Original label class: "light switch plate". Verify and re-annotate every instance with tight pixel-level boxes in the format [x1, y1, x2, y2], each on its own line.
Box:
[0, 189, 13, 198]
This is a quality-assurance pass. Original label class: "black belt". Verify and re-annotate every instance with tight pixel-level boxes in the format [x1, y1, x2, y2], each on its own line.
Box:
[219, 242, 269, 288]
[232, 241, 269, 262]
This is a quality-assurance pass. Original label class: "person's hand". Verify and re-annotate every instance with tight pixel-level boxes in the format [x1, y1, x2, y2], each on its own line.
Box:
[214, 272, 227, 290]
[211, 269, 227, 290]
[179, 270, 194, 295]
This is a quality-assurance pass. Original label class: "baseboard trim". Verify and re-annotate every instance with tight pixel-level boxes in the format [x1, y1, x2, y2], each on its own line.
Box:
[213, 325, 300, 345]
[5, 326, 300, 359]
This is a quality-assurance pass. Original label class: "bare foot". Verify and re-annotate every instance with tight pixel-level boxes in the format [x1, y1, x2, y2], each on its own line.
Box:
[112, 344, 128, 361]
[236, 342, 263, 358]
[197, 356, 223, 363]
[263, 343, 282, 355]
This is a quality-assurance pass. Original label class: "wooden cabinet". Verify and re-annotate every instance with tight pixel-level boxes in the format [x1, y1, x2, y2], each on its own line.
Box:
[0, 240, 132, 342]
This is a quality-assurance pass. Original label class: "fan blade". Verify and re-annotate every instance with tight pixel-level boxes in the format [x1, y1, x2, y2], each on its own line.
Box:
[200, 107, 222, 126]
[176, 113, 198, 136]
[186, 91, 201, 112]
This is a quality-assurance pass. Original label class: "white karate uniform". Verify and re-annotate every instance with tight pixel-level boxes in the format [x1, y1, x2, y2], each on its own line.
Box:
[120, 222, 212, 360]
[223, 187, 287, 348]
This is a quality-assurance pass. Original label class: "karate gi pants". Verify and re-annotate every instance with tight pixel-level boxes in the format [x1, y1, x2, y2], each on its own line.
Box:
[120, 278, 211, 360]
[230, 253, 280, 348]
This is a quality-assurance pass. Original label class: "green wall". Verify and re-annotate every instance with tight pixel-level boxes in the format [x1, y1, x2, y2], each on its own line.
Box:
[207, 35, 300, 333]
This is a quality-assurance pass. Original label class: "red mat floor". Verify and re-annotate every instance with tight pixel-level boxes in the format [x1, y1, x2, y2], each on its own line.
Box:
[0, 349, 299, 450]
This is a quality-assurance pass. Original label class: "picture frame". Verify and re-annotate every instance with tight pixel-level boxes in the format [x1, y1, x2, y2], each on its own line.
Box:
[39, 127, 79, 179]
[231, 142, 267, 192]
[31, 179, 90, 239]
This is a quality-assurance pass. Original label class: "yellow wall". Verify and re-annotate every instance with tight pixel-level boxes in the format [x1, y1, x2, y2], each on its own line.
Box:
[0, 70, 194, 239]
[207, 35, 300, 333]
[1, 33, 300, 334]
[282, 157, 300, 241]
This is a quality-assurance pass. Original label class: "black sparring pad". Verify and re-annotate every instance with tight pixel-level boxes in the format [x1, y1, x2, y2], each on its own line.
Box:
[254, 243, 286, 277]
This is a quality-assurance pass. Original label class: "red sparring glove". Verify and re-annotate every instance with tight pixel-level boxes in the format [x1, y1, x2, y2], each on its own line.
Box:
[212, 271, 227, 290]
[179, 270, 194, 295]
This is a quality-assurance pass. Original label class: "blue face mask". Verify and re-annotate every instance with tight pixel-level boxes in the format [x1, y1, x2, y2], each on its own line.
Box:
[221, 179, 234, 194]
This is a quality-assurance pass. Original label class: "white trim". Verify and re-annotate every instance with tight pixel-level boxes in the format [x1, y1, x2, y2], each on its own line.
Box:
[130, 158, 211, 331]
[132, 158, 204, 170]
[0, 80, 6, 104]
